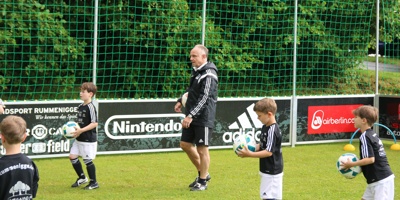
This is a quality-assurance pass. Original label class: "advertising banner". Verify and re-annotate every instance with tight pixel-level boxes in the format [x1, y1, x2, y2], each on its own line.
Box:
[0, 98, 291, 158]
[378, 97, 400, 140]
[0, 101, 81, 158]
[297, 96, 374, 142]
[97, 98, 292, 154]
[2, 95, 382, 157]
[307, 104, 363, 134]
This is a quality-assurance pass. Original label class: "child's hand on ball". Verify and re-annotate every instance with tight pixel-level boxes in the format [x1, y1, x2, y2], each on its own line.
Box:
[72, 126, 81, 138]
[237, 145, 250, 158]
[340, 158, 354, 170]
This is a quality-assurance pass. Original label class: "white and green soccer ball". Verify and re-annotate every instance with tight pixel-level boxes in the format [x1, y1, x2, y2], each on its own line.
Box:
[336, 153, 361, 179]
[62, 121, 80, 139]
[233, 134, 256, 155]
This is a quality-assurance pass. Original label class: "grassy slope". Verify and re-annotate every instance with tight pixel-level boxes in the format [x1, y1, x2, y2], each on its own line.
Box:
[357, 57, 400, 95]
[330, 57, 400, 95]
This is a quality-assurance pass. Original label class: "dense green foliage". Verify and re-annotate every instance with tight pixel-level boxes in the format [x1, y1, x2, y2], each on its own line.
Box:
[0, 0, 399, 100]
[1, 1, 85, 99]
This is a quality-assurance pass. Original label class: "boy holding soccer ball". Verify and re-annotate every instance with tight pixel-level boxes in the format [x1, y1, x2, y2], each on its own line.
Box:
[237, 98, 283, 200]
[69, 82, 99, 190]
[341, 105, 394, 200]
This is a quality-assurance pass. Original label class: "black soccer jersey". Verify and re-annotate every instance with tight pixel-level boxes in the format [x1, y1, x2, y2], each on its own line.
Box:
[259, 123, 283, 175]
[76, 102, 98, 142]
[0, 153, 39, 199]
[359, 129, 393, 184]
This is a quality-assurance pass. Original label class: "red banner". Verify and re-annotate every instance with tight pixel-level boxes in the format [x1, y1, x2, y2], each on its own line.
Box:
[307, 104, 363, 134]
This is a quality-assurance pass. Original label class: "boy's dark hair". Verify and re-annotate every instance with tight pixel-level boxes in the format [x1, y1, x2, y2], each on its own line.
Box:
[81, 82, 97, 96]
[0, 115, 27, 144]
[253, 98, 277, 114]
[352, 105, 378, 126]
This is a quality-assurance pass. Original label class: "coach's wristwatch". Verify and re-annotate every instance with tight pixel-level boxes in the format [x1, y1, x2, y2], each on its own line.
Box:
[187, 114, 192, 118]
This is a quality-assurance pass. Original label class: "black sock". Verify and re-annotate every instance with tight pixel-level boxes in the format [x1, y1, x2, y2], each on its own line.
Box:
[198, 178, 206, 185]
[85, 159, 97, 182]
[198, 171, 200, 177]
[70, 158, 85, 178]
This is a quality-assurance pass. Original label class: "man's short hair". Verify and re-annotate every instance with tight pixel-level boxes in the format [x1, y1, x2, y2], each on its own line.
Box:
[194, 44, 209, 57]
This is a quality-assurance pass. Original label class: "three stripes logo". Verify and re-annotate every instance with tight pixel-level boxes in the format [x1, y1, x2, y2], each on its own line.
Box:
[222, 103, 262, 143]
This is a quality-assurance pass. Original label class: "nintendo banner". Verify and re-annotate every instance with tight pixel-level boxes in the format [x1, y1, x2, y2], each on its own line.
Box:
[378, 97, 400, 140]
[0, 98, 291, 157]
[97, 98, 292, 154]
[297, 96, 374, 142]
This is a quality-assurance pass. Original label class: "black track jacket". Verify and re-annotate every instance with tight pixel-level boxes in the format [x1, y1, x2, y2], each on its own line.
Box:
[179, 62, 218, 128]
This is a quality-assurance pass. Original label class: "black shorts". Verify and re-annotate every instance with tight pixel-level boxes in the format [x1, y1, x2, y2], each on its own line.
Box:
[181, 124, 213, 146]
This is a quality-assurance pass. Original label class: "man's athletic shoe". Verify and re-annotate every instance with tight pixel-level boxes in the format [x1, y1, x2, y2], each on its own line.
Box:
[71, 177, 88, 187]
[190, 182, 207, 191]
[188, 174, 211, 187]
[83, 181, 99, 190]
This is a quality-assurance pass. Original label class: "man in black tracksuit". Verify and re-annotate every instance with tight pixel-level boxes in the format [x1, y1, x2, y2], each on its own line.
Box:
[174, 44, 218, 191]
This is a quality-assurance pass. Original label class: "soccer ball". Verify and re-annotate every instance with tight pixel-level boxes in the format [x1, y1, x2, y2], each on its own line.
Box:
[62, 121, 80, 139]
[181, 92, 188, 107]
[336, 153, 361, 179]
[233, 134, 256, 155]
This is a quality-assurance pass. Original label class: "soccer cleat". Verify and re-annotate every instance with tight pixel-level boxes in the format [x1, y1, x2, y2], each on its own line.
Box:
[188, 174, 211, 187]
[188, 177, 198, 188]
[71, 177, 88, 187]
[83, 181, 99, 190]
[190, 182, 207, 191]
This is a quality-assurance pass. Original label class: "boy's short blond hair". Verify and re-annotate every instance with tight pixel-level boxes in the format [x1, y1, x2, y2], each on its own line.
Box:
[0, 115, 27, 144]
[253, 98, 277, 114]
[352, 105, 378, 126]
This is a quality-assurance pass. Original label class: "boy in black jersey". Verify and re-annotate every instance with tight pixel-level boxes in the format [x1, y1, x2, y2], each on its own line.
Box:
[0, 115, 39, 199]
[341, 105, 394, 200]
[69, 82, 99, 190]
[237, 98, 283, 200]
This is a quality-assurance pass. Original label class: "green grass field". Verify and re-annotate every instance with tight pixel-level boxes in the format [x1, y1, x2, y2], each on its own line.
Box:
[34, 141, 400, 200]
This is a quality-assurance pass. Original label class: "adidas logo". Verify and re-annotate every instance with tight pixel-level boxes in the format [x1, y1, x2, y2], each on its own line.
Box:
[199, 139, 204, 143]
[223, 103, 261, 143]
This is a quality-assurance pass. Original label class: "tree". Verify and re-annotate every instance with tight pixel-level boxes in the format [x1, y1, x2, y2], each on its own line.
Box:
[0, 0, 86, 100]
